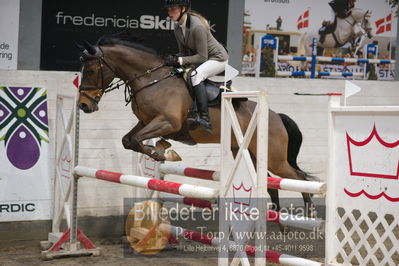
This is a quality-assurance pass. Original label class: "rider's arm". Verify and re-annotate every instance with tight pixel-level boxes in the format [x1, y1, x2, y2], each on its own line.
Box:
[179, 26, 208, 65]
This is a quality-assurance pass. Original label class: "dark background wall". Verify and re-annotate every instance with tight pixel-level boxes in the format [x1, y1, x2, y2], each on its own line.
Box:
[17, 0, 244, 71]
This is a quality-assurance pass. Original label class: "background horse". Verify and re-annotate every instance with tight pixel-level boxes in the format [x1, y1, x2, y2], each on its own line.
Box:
[300, 8, 373, 56]
[77, 35, 317, 217]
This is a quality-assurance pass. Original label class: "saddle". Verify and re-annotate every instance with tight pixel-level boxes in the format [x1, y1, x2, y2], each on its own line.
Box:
[176, 67, 246, 107]
[321, 19, 337, 36]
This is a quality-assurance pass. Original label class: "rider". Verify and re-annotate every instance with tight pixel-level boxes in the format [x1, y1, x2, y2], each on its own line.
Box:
[163, 0, 229, 133]
[319, 0, 356, 43]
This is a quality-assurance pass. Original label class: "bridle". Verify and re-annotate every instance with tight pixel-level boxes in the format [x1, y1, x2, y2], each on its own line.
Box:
[79, 46, 177, 105]
[79, 48, 116, 106]
[361, 12, 371, 32]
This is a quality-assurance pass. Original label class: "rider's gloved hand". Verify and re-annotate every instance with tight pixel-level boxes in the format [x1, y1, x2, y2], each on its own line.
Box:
[164, 55, 180, 67]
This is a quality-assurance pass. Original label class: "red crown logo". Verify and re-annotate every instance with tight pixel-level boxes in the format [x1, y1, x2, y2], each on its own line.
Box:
[346, 124, 399, 179]
[142, 155, 157, 178]
[232, 182, 252, 206]
[60, 155, 72, 180]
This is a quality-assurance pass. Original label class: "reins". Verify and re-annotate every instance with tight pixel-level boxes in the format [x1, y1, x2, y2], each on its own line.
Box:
[122, 64, 178, 105]
[79, 47, 178, 106]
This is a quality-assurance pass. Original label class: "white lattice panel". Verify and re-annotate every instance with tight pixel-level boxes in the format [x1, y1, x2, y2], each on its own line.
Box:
[326, 97, 399, 266]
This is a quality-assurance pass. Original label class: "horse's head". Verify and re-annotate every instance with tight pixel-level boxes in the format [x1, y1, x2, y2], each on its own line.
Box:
[77, 41, 116, 113]
[351, 9, 373, 39]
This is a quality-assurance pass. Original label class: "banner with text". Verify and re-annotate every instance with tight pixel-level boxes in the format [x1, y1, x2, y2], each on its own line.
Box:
[41, 0, 229, 71]
[0, 0, 20, 70]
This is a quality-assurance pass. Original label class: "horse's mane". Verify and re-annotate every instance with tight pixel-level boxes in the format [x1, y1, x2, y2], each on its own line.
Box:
[96, 32, 159, 56]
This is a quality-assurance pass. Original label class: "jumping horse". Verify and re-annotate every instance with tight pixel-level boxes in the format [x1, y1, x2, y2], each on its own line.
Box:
[77, 35, 317, 218]
[301, 8, 373, 56]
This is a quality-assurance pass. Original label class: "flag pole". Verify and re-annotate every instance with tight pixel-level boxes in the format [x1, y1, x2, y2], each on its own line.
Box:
[389, 12, 393, 61]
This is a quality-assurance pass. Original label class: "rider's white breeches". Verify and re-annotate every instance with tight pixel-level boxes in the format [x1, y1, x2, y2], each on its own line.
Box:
[191, 60, 227, 86]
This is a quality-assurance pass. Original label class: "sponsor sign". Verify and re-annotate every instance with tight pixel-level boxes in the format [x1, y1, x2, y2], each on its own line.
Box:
[274, 63, 394, 80]
[0, 0, 20, 70]
[261, 34, 277, 49]
[0, 87, 52, 221]
[41, 0, 229, 71]
[365, 44, 378, 57]
[376, 66, 394, 80]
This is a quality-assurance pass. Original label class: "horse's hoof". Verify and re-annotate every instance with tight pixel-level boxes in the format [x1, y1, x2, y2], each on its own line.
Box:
[156, 140, 172, 151]
[165, 150, 182, 161]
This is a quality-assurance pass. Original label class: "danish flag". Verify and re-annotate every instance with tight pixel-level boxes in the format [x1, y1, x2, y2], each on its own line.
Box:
[297, 9, 309, 30]
[375, 13, 392, 35]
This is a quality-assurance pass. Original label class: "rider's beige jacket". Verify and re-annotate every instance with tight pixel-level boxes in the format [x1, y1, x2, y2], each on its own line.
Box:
[174, 15, 228, 65]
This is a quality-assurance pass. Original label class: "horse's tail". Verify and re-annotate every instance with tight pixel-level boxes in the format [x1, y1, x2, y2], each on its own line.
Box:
[278, 113, 319, 182]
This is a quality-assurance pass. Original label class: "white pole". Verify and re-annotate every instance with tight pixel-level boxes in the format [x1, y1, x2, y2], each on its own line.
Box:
[255, 90, 268, 265]
[274, 37, 279, 73]
[255, 33, 262, 78]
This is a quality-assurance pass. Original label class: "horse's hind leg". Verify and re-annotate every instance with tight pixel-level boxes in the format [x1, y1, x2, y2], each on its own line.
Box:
[254, 126, 315, 217]
[278, 115, 318, 217]
[270, 160, 315, 218]
[247, 150, 288, 232]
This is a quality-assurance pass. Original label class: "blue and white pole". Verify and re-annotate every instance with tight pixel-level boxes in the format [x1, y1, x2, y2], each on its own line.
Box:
[310, 38, 317, 79]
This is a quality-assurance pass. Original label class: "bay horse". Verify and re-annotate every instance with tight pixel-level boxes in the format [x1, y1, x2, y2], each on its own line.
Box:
[77, 36, 317, 217]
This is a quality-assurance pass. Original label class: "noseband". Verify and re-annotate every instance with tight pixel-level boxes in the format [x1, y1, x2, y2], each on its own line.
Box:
[79, 47, 177, 105]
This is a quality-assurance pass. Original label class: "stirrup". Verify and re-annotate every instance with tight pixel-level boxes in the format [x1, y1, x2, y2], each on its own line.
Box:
[197, 117, 212, 133]
[188, 117, 212, 133]
[188, 119, 200, 131]
[187, 111, 198, 120]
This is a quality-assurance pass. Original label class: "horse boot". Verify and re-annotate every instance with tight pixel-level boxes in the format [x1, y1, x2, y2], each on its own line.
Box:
[188, 82, 212, 133]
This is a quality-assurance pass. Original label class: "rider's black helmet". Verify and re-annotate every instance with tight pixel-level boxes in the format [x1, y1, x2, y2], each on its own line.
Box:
[164, 0, 191, 8]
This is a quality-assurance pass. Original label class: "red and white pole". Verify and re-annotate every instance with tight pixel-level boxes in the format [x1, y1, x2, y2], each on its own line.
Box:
[74, 166, 218, 199]
[159, 165, 325, 195]
[159, 164, 220, 181]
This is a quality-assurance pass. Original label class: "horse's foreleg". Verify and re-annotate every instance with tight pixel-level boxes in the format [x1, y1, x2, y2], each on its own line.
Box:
[122, 121, 145, 150]
[130, 117, 182, 161]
